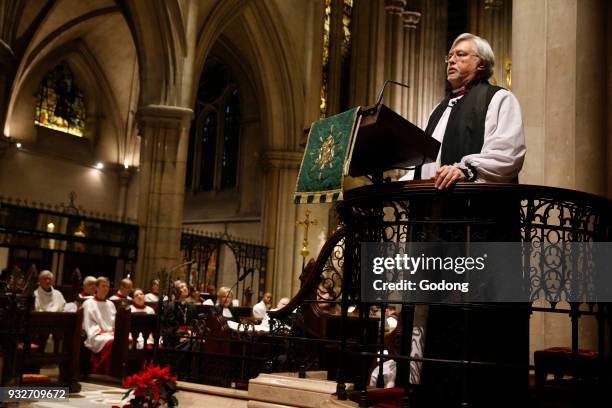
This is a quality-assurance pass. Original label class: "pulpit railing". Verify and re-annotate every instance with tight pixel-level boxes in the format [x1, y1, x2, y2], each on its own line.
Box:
[332, 181, 612, 407]
[154, 182, 611, 408]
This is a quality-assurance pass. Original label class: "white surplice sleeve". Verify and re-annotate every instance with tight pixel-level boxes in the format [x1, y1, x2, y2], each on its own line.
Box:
[458, 90, 526, 182]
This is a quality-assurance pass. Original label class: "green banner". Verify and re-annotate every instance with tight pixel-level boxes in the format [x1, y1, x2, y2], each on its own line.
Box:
[294, 107, 360, 204]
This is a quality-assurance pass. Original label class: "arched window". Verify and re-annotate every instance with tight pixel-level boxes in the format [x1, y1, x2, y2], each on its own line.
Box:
[186, 58, 241, 192]
[221, 89, 240, 188]
[34, 62, 86, 137]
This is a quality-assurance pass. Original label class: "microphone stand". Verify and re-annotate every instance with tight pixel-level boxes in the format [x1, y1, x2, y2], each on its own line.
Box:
[221, 268, 254, 320]
[374, 79, 410, 106]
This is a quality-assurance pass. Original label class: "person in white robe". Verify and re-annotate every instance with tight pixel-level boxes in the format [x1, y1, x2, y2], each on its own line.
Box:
[252, 292, 272, 320]
[34, 270, 66, 312]
[215, 286, 234, 319]
[400, 33, 525, 189]
[78, 276, 97, 300]
[129, 289, 155, 314]
[82, 276, 116, 375]
[109, 278, 133, 301]
[144, 279, 160, 303]
[399, 33, 526, 386]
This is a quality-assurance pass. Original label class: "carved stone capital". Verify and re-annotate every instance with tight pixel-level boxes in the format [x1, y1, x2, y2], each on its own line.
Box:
[385, 0, 406, 15]
[136, 105, 193, 132]
[484, 0, 503, 10]
[403, 11, 421, 29]
[261, 150, 303, 171]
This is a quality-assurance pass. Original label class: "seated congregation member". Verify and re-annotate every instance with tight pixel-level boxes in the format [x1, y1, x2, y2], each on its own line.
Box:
[273, 297, 290, 311]
[129, 289, 155, 314]
[186, 286, 201, 304]
[110, 278, 133, 301]
[144, 279, 160, 302]
[160, 280, 197, 350]
[252, 292, 272, 320]
[169, 280, 196, 328]
[255, 297, 291, 332]
[316, 283, 340, 314]
[34, 270, 66, 312]
[215, 286, 234, 319]
[78, 276, 97, 300]
[82, 277, 116, 375]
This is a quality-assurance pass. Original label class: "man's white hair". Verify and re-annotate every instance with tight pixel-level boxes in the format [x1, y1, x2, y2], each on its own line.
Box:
[39, 270, 54, 279]
[451, 33, 495, 80]
[83, 275, 96, 284]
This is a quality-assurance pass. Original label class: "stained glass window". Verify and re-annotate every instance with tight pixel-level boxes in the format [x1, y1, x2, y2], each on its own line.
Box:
[339, 0, 354, 111]
[320, 0, 353, 118]
[35, 62, 86, 137]
[320, 0, 332, 118]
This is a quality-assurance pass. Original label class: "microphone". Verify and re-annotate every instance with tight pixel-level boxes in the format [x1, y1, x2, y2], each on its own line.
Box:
[374, 79, 410, 106]
[221, 268, 255, 312]
[168, 260, 194, 273]
[237, 268, 254, 282]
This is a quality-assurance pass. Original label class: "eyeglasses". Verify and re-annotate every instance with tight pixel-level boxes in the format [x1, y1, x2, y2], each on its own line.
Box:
[444, 51, 479, 64]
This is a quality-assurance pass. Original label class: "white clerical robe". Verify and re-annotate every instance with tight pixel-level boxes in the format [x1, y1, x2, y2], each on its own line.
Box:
[401, 90, 525, 182]
[144, 292, 159, 302]
[252, 300, 268, 320]
[34, 287, 66, 312]
[129, 304, 155, 315]
[82, 298, 116, 353]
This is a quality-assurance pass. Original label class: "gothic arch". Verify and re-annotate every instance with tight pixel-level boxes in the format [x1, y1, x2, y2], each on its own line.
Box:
[116, 0, 188, 106]
[6, 40, 125, 161]
[193, 0, 304, 152]
[240, 1, 304, 151]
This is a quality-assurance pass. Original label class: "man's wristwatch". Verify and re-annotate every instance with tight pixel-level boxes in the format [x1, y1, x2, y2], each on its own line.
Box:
[457, 163, 477, 182]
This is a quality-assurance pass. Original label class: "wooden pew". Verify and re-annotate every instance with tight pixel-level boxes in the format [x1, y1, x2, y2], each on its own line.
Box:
[110, 307, 158, 379]
[21, 310, 83, 392]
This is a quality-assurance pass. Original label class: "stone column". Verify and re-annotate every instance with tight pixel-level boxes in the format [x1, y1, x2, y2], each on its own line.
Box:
[384, 0, 406, 110]
[468, 0, 512, 89]
[402, 10, 421, 121]
[349, 0, 386, 107]
[260, 150, 304, 298]
[117, 168, 133, 221]
[135, 105, 193, 288]
[413, 0, 448, 128]
[513, 0, 608, 360]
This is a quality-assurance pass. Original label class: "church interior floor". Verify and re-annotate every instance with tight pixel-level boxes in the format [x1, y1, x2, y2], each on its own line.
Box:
[14, 380, 249, 408]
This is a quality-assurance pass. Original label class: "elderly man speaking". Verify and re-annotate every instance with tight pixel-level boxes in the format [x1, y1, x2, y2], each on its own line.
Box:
[403, 33, 525, 189]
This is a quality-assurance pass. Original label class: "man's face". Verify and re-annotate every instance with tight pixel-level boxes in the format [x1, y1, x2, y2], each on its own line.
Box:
[179, 283, 189, 298]
[152, 282, 159, 293]
[121, 282, 133, 296]
[84, 281, 96, 295]
[134, 290, 145, 306]
[263, 293, 272, 306]
[39, 275, 53, 290]
[97, 282, 110, 299]
[446, 40, 483, 89]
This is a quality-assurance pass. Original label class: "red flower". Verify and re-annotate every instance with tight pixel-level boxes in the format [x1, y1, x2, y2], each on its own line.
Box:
[121, 360, 177, 406]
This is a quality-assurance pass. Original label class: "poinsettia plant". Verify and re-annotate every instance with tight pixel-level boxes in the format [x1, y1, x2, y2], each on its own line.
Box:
[121, 361, 178, 408]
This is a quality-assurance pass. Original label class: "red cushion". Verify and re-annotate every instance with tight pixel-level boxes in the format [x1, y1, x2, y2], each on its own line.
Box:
[22, 374, 51, 384]
[536, 347, 598, 359]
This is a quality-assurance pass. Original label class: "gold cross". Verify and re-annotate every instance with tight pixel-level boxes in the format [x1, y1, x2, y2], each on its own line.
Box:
[295, 209, 318, 258]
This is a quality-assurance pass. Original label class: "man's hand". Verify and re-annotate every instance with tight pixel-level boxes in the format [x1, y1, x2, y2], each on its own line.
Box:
[433, 165, 466, 190]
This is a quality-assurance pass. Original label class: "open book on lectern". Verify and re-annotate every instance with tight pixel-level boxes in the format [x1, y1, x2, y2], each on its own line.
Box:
[294, 102, 441, 204]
